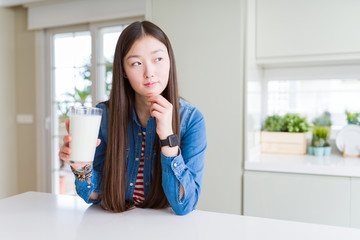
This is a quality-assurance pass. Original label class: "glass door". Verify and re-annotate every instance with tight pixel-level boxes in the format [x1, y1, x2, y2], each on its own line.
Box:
[52, 30, 92, 195]
[47, 21, 132, 195]
[96, 25, 125, 102]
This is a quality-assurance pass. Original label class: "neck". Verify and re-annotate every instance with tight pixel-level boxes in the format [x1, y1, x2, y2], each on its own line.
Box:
[134, 94, 151, 128]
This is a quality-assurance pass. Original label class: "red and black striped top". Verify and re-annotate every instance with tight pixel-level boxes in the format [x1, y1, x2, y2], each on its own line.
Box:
[133, 131, 146, 205]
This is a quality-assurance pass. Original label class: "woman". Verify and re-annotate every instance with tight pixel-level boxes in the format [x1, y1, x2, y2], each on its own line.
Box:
[59, 21, 207, 215]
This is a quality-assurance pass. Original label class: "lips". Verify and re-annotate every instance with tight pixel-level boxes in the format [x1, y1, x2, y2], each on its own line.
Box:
[144, 82, 158, 87]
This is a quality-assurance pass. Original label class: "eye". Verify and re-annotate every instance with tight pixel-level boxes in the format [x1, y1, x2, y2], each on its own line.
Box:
[155, 57, 163, 62]
[131, 61, 141, 66]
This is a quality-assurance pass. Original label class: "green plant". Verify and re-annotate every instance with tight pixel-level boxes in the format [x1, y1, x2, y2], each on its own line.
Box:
[312, 112, 332, 127]
[65, 86, 91, 106]
[282, 113, 310, 133]
[345, 110, 360, 125]
[59, 58, 113, 121]
[264, 115, 284, 132]
[311, 126, 330, 147]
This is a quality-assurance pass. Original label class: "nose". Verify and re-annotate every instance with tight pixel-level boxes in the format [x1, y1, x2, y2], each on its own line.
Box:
[144, 63, 155, 79]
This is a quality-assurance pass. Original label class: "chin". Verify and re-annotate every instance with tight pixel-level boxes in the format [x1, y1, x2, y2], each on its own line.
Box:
[147, 89, 163, 96]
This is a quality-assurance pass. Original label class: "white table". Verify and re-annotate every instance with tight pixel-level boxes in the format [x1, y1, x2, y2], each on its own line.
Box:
[1, 192, 360, 240]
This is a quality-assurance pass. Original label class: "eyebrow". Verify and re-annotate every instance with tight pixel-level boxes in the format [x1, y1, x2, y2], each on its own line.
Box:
[126, 49, 165, 60]
[151, 49, 165, 54]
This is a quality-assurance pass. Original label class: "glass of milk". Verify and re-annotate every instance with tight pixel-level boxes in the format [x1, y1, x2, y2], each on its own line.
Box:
[69, 106, 102, 163]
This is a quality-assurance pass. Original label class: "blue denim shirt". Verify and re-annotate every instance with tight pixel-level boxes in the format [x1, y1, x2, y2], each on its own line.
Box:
[74, 98, 207, 215]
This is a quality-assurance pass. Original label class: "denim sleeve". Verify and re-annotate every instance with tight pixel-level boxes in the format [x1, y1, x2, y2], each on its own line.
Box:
[74, 104, 107, 204]
[74, 169, 102, 204]
[161, 108, 207, 215]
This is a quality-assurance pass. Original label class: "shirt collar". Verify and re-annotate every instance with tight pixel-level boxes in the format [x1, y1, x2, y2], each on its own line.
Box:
[132, 108, 156, 129]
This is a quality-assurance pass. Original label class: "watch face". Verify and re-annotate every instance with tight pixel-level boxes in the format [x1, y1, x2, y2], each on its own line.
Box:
[168, 134, 179, 147]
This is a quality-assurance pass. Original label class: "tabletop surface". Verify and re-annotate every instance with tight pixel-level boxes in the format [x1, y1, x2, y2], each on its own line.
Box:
[1, 192, 360, 240]
[246, 152, 360, 177]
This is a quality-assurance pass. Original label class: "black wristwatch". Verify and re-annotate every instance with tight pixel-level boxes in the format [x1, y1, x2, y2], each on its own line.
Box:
[160, 134, 179, 147]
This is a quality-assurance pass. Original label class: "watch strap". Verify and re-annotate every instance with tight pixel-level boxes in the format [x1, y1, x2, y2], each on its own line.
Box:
[160, 134, 179, 147]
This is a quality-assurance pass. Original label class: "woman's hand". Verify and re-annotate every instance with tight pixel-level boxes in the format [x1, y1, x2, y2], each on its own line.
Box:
[148, 95, 178, 157]
[148, 95, 182, 196]
[58, 119, 101, 170]
[147, 94, 174, 140]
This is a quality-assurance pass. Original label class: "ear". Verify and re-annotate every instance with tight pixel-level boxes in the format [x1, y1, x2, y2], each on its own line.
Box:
[123, 72, 128, 79]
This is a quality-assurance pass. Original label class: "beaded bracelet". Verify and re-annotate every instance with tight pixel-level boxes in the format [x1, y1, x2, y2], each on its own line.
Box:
[71, 164, 93, 182]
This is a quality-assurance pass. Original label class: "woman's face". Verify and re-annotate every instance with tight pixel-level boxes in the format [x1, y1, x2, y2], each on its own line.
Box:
[123, 35, 170, 98]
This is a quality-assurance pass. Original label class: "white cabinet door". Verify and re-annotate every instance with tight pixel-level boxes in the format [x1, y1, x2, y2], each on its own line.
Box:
[244, 171, 351, 227]
[351, 177, 360, 228]
[256, 0, 360, 59]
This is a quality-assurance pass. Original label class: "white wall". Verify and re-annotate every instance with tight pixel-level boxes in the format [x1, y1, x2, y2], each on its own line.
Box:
[151, 0, 245, 214]
[0, 7, 18, 198]
[15, 7, 37, 194]
[27, 0, 146, 30]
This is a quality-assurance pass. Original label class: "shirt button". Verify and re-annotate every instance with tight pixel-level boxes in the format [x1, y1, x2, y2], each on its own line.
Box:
[135, 157, 139, 161]
[138, 133, 142, 136]
[130, 183, 134, 186]
[146, 156, 149, 160]
[87, 185, 91, 188]
[173, 163, 177, 168]
[146, 182, 150, 186]
[148, 130, 152, 133]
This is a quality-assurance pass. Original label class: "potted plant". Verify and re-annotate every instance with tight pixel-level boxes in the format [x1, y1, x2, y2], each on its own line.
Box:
[264, 115, 284, 132]
[345, 110, 360, 125]
[312, 111, 332, 127]
[261, 113, 310, 154]
[308, 126, 331, 156]
[282, 113, 311, 133]
[312, 111, 332, 134]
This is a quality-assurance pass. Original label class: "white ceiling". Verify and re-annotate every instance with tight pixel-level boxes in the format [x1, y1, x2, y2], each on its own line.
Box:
[0, 0, 46, 7]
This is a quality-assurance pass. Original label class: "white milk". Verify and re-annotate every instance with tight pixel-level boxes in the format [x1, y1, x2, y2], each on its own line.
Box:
[69, 114, 102, 162]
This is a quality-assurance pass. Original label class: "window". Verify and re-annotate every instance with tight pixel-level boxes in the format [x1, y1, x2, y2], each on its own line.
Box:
[245, 64, 360, 162]
[97, 25, 124, 101]
[264, 65, 360, 132]
[46, 19, 140, 195]
[267, 78, 360, 129]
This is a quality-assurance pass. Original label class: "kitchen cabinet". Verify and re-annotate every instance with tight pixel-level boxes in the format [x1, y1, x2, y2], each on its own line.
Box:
[244, 170, 351, 227]
[255, 0, 360, 64]
[351, 177, 360, 228]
